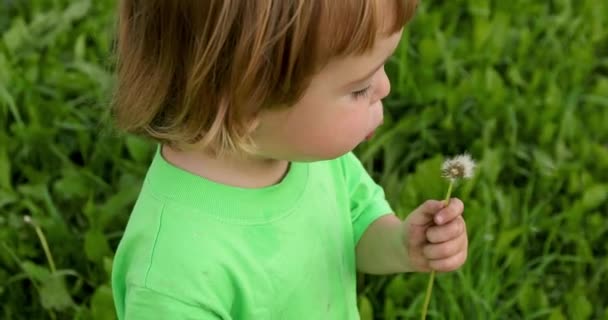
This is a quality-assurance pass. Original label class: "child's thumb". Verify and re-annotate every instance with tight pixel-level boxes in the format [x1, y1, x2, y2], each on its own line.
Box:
[406, 200, 445, 226]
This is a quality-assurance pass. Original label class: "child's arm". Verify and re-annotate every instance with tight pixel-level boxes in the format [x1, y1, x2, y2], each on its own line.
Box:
[355, 199, 467, 274]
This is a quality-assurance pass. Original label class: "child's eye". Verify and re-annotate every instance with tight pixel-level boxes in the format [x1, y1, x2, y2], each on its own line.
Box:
[351, 86, 371, 99]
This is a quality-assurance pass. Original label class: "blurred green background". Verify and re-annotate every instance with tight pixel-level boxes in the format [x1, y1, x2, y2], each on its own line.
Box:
[1, 0, 607, 319]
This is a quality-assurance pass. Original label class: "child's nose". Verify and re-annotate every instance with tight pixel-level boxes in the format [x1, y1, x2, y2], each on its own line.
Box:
[372, 67, 391, 103]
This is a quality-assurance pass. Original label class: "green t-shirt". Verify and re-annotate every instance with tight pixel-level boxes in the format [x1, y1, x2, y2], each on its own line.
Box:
[112, 146, 393, 319]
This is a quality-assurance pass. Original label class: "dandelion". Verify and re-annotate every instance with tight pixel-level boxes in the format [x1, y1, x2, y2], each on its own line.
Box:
[441, 153, 476, 181]
[421, 153, 476, 320]
[23, 215, 57, 273]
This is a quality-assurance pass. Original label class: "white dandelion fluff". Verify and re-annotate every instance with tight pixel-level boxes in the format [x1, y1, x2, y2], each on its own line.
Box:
[441, 153, 476, 181]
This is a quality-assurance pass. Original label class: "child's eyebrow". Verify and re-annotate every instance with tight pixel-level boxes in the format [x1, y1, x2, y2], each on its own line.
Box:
[345, 54, 393, 88]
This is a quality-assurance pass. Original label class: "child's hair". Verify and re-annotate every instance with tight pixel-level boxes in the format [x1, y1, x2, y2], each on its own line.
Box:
[112, 0, 417, 154]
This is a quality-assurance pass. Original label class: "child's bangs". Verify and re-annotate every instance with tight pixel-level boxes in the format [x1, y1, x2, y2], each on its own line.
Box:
[315, 0, 417, 62]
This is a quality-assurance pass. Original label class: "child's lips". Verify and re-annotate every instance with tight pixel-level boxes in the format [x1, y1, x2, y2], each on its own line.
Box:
[365, 130, 375, 141]
[365, 119, 383, 141]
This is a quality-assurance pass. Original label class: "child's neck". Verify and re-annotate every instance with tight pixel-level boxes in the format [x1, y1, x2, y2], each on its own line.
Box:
[161, 144, 290, 189]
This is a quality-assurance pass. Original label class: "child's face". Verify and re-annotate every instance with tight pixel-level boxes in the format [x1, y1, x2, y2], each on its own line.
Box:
[252, 29, 404, 162]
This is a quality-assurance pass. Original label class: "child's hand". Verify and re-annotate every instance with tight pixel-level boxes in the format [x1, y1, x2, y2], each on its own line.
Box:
[403, 199, 467, 272]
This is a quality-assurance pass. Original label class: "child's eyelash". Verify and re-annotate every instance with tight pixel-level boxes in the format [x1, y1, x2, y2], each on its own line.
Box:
[351, 86, 371, 99]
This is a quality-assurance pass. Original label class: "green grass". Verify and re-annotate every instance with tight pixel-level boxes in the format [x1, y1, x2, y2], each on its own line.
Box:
[1, 0, 607, 319]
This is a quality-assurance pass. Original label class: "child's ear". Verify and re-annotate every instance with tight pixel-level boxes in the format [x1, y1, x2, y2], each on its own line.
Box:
[246, 114, 261, 134]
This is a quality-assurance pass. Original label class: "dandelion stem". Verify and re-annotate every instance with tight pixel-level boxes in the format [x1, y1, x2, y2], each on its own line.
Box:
[421, 179, 454, 320]
[444, 179, 454, 204]
[32, 224, 57, 274]
[421, 269, 435, 320]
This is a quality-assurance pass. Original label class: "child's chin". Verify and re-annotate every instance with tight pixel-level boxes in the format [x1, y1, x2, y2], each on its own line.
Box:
[312, 147, 357, 161]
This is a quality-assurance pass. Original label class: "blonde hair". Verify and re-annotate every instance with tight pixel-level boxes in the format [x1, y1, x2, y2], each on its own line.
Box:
[112, 0, 417, 154]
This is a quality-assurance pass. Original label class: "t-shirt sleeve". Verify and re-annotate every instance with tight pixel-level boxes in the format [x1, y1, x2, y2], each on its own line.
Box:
[340, 152, 394, 244]
[123, 285, 226, 320]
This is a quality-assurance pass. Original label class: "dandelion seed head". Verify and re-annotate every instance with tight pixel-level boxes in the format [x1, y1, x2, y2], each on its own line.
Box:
[23, 215, 32, 224]
[442, 153, 476, 180]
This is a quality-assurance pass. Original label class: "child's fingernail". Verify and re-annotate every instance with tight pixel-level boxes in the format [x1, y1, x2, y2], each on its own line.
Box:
[435, 215, 443, 224]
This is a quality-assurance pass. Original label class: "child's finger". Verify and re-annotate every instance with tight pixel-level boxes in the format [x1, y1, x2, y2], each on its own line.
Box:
[426, 216, 465, 243]
[406, 200, 445, 226]
[423, 231, 467, 259]
[434, 198, 464, 225]
[428, 248, 468, 272]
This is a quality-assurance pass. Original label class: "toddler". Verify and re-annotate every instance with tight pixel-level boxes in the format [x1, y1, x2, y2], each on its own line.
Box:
[111, 0, 468, 319]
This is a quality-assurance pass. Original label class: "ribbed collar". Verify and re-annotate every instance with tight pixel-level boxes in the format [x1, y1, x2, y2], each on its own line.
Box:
[143, 145, 310, 224]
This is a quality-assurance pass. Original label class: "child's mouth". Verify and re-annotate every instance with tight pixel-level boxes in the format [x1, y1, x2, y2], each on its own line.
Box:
[365, 130, 375, 141]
